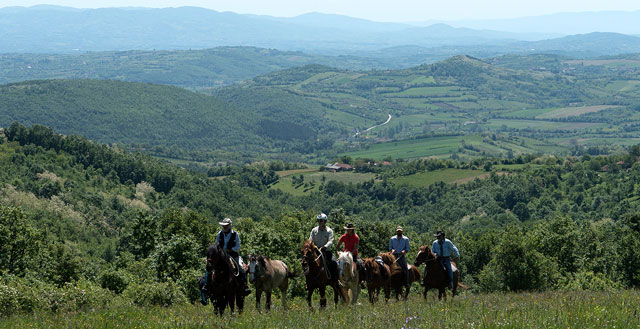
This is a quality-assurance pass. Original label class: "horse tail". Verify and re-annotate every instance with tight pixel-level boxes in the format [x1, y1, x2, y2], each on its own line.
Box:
[287, 270, 303, 278]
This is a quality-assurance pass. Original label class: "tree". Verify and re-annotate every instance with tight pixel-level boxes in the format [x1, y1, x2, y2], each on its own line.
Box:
[0, 206, 39, 276]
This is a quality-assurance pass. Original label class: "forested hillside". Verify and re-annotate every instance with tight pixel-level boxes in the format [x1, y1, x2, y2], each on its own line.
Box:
[2, 54, 640, 164]
[1, 124, 640, 316]
[0, 80, 336, 163]
[0, 47, 389, 89]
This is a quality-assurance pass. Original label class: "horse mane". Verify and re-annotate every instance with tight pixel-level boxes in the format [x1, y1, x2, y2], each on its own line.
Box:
[302, 240, 316, 251]
[379, 251, 396, 264]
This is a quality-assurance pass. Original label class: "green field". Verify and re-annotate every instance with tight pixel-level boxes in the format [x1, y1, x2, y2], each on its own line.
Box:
[345, 135, 469, 160]
[271, 170, 377, 196]
[4, 291, 639, 328]
[392, 169, 486, 187]
[487, 119, 602, 131]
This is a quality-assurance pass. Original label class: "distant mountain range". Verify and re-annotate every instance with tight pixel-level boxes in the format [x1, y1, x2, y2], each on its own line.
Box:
[2, 5, 640, 57]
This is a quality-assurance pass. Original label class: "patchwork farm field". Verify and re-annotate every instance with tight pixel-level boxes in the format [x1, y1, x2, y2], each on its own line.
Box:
[271, 170, 377, 196]
[4, 290, 639, 328]
[391, 168, 485, 187]
[345, 135, 467, 160]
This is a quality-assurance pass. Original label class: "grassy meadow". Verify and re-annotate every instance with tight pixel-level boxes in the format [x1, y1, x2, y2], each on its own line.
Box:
[392, 169, 486, 187]
[271, 170, 377, 196]
[4, 290, 639, 328]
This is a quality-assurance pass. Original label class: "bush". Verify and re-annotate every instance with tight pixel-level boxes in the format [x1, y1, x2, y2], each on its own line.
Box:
[0, 283, 19, 317]
[176, 268, 203, 303]
[558, 271, 623, 292]
[123, 281, 187, 307]
[99, 270, 130, 294]
[47, 280, 115, 313]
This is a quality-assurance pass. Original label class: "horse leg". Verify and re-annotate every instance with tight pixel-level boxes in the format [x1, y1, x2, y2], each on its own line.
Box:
[353, 283, 360, 305]
[229, 292, 236, 314]
[255, 289, 262, 312]
[236, 291, 244, 313]
[266, 291, 272, 311]
[280, 284, 288, 310]
[384, 283, 391, 303]
[319, 286, 327, 308]
[307, 287, 314, 309]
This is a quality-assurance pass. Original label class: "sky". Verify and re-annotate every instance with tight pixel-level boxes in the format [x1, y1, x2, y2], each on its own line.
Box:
[0, 0, 639, 22]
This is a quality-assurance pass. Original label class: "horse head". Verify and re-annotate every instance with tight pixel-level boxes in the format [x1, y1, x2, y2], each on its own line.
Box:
[301, 240, 318, 276]
[337, 251, 354, 279]
[379, 251, 395, 265]
[414, 245, 435, 266]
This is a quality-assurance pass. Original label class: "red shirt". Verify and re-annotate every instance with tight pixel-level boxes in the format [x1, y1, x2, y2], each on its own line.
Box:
[339, 233, 359, 255]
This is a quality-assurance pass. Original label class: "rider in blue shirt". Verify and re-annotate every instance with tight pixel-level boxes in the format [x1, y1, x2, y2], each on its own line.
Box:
[389, 226, 410, 288]
[432, 231, 459, 289]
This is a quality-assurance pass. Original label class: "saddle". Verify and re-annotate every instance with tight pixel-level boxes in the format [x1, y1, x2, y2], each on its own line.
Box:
[374, 256, 389, 279]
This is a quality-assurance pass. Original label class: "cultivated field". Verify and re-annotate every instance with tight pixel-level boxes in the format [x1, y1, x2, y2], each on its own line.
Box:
[392, 169, 485, 187]
[271, 170, 377, 196]
[4, 290, 639, 328]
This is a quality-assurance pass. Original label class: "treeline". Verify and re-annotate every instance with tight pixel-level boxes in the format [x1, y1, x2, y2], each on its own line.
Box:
[2, 124, 640, 316]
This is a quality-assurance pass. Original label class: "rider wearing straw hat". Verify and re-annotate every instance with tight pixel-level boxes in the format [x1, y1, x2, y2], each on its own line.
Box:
[214, 218, 251, 296]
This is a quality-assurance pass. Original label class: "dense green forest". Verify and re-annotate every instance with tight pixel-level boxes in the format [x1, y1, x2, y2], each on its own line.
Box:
[2, 123, 640, 316]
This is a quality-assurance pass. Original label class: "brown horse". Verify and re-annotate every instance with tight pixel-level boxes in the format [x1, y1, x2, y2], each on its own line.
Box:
[205, 244, 245, 315]
[414, 245, 466, 300]
[362, 257, 391, 304]
[301, 240, 347, 309]
[379, 252, 421, 301]
[248, 254, 296, 312]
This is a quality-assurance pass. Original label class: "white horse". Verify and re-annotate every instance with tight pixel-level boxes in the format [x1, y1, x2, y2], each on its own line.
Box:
[338, 251, 360, 305]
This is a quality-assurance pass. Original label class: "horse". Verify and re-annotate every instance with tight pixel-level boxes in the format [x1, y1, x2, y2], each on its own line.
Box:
[362, 257, 391, 304]
[379, 251, 421, 301]
[301, 240, 347, 309]
[248, 254, 295, 312]
[337, 251, 360, 305]
[205, 244, 245, 315]
[414, 245, 466, 300]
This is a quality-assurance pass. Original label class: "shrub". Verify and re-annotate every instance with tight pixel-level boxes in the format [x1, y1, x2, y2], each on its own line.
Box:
[558, 271, 623, 292]
[123, 281, 187, 307]
[176, 268, 203, 303]
[99, 270, 130, 294]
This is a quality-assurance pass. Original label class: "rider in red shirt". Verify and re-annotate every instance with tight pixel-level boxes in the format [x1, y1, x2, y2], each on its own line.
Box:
[337, 223, 359, 262]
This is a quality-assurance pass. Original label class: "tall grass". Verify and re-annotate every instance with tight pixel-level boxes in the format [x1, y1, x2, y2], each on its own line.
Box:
[4, 290, 639, 328]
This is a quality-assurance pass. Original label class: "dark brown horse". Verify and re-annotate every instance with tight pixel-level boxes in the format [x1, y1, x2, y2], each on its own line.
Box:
[362, 257, 391, 304]
[379, 252, 421, 301]
[205, 244, 245, 315]
[414, 245, 466, 300]
[301, 240, 346, 309]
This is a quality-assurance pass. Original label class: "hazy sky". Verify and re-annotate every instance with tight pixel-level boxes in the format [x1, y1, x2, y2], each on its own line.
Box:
[1, 0, 639, 21]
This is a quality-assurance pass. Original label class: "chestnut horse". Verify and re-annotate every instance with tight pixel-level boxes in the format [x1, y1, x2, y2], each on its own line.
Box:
[248, 254, 295, 312]
[301, 240, 346, 309]
[362, 257, 391, 304]
[205, 244, 245, 315]
[379, 252, 421, 301]
[414, 245, 466, 300]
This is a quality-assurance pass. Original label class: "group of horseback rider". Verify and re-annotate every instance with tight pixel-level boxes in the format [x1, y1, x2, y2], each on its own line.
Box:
[201, 212, 459, 303]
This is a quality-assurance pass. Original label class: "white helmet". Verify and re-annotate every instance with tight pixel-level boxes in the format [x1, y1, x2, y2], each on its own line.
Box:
[316, 213, 328, 221]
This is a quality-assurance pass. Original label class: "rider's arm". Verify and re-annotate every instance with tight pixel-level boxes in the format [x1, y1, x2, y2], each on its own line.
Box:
[353, 242, 359, 254]
[450, 241, 460, 258]
[214, 233, 221, 247]
[232, 232, 240, 253]
[337, 235, 344, 251]
[403, 237, 410, 253]
[389, 237, 394, 252]
[309, 228, 315, 242]
[324, 229, 333, 249]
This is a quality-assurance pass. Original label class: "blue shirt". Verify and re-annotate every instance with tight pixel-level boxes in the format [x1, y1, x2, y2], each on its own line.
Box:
[389, 235, 410, 254]
[215, 229, 240, 253]
[432, 238, 459, 258]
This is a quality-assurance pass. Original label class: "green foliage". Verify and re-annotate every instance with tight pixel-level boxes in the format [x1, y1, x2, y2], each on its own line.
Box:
[123, 281, 187, 307]
[151, 235, 201, 281]
[99, 270, 131, 294]
[0, 206, 39, 276]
